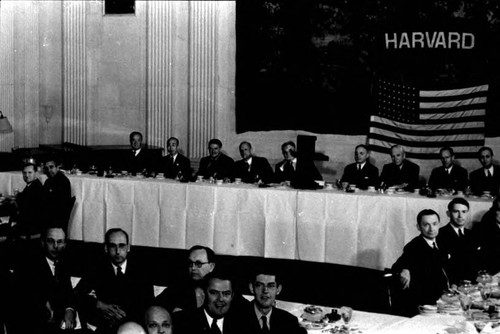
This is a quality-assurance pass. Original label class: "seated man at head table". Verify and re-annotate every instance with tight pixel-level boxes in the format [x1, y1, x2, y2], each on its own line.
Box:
[340, 144, 379, 190]
[144, 305, 173, 334]
[196, 138, 235, 182]
[274, 141, 322, 189]
[436, 198, 480, 285]
[428, 147, 468, 194]
[9, 162, 48, 240]
[155, 245, 249, 314]
[75, 228, 154, 334]
[379, 145, 420, 191]
[173, 269, 246, 334]
[234, 141, 274, 184]
[474, 197, 500, 275]
[157, 136, 192, 181]
[43, 157, 73, 228]
[392, 209, 450, 316]
[121, 131, 156, 176]
[12, 226, 77, 334]
[242, 266, 306, 334]
[469, 146, 500, 196]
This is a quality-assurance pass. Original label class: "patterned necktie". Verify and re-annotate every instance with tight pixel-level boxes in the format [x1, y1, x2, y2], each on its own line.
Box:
[261, 315, 270, 333]
[210, 318, 221, 334]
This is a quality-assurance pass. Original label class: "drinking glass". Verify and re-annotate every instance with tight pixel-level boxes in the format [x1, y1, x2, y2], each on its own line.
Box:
[480, 286, 491, 301]
[340, 306, 353, 325]
[459, 294, 472, 318]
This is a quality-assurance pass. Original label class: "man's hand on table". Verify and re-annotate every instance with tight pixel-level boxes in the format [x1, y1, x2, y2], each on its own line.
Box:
[96, 300, 127, 324]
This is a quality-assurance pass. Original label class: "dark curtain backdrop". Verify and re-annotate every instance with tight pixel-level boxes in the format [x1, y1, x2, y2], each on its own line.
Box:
[235, 0, 500, 136]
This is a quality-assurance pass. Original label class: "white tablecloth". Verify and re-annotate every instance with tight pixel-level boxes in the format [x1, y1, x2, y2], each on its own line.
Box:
[0, 172, 493, 270]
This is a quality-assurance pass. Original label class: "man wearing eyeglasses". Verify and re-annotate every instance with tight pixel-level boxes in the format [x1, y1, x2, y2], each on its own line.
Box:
[155, 245, 216, 313]
[75, 228, 154, 334]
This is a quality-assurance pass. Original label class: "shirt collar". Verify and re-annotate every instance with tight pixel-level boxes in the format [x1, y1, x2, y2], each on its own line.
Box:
[422, 236, 436, 248]
[450, 224, 464, 236]
[46, 257, 56, 276]
[112, 260, 127, 274]
[134, 148, 142, 156]
[204, 309, 224, 331]
[357, 162, 366, 169]
[485, 166, 494, 176]
[253, 302, 273, 320]
[246, 157, 253, 165]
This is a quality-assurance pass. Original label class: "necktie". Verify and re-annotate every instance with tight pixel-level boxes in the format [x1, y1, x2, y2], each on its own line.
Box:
[210, 318, 221, 334]
[487, 169, 492, 178]
[284, 161, 294, 177]
[54, 260, 60, 282]
[261, 315, 270, 333]
[357, 164, 361, 171]
[246, 162, 251, 172]
[458, 228, 464, 239]
[433, 242, 438, 251]
[117, 265, 124, 278]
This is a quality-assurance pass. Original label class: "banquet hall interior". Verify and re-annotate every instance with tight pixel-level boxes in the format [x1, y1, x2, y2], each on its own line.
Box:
[1, 0, 500, 328]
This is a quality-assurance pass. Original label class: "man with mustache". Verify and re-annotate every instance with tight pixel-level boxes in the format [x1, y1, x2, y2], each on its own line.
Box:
[173, 270, 243, 334]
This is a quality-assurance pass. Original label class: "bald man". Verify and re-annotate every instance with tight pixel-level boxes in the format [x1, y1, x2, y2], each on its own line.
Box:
[117, 321, 147, 334]
[144, 305, 172, 334]
[379, 145, 420, 191]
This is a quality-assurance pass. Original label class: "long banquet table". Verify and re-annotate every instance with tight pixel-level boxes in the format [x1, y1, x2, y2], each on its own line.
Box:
[0, 171, 493, 271]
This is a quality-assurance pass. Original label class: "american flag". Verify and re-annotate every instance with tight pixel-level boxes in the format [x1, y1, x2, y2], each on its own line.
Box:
[367, 79, 488, 159]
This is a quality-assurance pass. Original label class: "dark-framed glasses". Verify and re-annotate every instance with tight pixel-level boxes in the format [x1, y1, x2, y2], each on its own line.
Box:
[188, 260, 210, 268]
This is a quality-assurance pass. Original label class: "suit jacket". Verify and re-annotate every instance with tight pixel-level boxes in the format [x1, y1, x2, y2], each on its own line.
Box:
[43, 171, 72, 228]
[158, 153, 192, 180]
[380, 160, 420, 190]
[428, 164, 468, 192]
[469, 165, 500, 196]
[234, 156, 274, 184]
[274, 158, 322, 189]
[18, 253, 76, 333]
[340, 162, 379, 190]
[75, 256, 154, 333]
[197, 153, 235, 181]
[392, 235, 449, 315]
[121, 148, 154, 175]
[15, 178, 48, 236]
[173, 306, 243, 334]
[437, 223, 479, 284]
[474, 212, 500, 274]
[243, 304, 306, 334]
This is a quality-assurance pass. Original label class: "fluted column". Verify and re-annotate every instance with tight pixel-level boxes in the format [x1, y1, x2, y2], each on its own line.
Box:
[188, 1, 218, 158]
[146, 1, 175, 149]
[63, 0, 87, 145]
[0, 1, 15, 151]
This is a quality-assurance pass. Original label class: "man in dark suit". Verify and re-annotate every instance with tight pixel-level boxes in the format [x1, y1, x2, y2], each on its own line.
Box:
[274, 141, 322, 189]
[12, 162, 48, 240]
[16, 227, 77, 333]
[428, 147, 468, 193]
[43, 158, 73, 229]
[157, 137, 191, 181]
[122, 131, 154, 176]
[155, 245, 217, 313]
[340, 144, 379, 190]
[76, 228, 154, 334]
[469, 147, 500, 196]
[380, 145, 420, 191]
[244, 267, 306, 334]
[392, 209, 449, 316]
[474, 198, 500, 275]
[174, 270, 243, 334]
[197, 139, 235, 182]
[234, 141, 274, 184]
[437, 198, 479, 285]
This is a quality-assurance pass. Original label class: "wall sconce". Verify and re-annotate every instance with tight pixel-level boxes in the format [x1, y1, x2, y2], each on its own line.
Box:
[0, 111, 13, 133]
